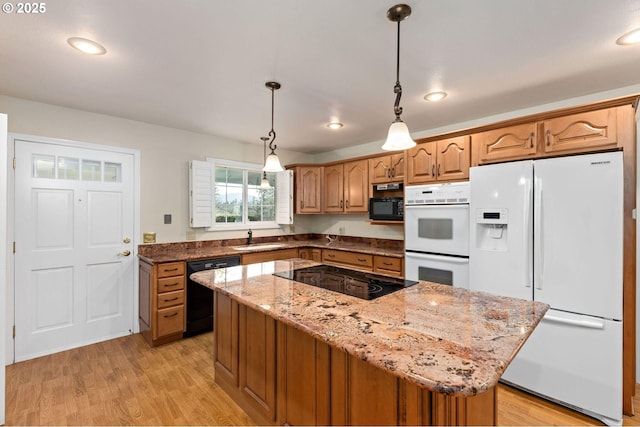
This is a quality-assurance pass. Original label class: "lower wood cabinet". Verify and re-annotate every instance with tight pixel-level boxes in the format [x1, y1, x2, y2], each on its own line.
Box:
[139, 260, 186, 346]
[298, 248, 322, 261]
[213, 291, 496, 426]
[241, 248, 299, 265]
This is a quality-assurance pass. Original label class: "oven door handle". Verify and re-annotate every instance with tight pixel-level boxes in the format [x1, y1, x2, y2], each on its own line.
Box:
[405, 252, 469, 264]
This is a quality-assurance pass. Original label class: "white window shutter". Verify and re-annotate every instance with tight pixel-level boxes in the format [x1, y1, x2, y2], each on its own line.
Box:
[189, 160, 213, 227]
[276, 170, 293, 224]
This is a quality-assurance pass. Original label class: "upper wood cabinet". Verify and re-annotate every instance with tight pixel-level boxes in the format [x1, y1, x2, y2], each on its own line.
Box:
[472, 123, 537, 165]
[292, 166, 322, 214]
[369, 154, 405, 184]
[323, 160, 369, 213]
[472, 106, 623, 165]
[406, 136, 470, 185]
[542, 108, 618, 154]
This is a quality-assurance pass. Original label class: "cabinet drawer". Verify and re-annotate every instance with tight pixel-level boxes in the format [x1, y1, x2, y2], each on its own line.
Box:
[158, 275, 185, 293]
[373, 256, 403, 276]
[322, 249, 373, 269]
[157, 262, 185, 278]
[156, 305, 184, 337]
[156, 289, 185, 309]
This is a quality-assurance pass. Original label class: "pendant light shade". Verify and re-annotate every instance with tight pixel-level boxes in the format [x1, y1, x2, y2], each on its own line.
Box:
[381, 120, 415, 151]
[382, 4, 416, 151]
[262, 81, 285, 172]
[260, 137, 272, 189]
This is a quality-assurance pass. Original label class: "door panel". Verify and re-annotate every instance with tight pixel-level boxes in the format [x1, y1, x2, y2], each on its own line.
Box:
[15, 139, 135, 361]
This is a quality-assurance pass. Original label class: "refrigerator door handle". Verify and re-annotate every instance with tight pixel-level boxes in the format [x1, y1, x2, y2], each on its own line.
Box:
[523, 177, 532, 288]
[534, 177, 543, 290]
[543, 315, 605, 330]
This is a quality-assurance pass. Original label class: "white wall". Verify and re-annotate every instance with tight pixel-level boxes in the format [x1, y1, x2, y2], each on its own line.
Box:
[0, 95, 315, 243]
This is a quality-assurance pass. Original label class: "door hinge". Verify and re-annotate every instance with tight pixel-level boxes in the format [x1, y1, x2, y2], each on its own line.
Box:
[13, 241, 16, 253]
[12, 325, 15, 338]
[13, 157, 16, 169]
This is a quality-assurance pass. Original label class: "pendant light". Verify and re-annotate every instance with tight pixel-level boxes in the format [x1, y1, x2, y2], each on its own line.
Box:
[381, 4, 416, 151]
[259, 136, 271, 189]
[262, 81, 285, 172]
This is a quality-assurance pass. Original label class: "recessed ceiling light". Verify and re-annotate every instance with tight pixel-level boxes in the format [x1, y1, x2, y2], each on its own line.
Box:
[326, 122, 344, 130]
[424, 91, 447, 102]
[616, 28, 640, 45]
[67, 37, 107, 55]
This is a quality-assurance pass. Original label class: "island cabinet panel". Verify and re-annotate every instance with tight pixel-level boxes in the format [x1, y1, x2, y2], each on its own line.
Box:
[330, 350, 400, 426]
[239, 304, 277, 424]
[213, 290, 498, 426]
[213, 292, 239, 388]
[277, 323, 331, 426]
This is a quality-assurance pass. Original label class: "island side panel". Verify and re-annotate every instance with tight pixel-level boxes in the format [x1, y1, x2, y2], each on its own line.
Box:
[213, 289, 499, 426]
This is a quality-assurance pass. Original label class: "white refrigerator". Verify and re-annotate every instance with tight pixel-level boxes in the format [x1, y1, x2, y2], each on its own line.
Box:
[469, 151, 623, 425]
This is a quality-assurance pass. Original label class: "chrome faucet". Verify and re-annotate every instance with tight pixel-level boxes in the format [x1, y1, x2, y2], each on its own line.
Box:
[247, 229, 253, 245]
[326, 234, 335, 244]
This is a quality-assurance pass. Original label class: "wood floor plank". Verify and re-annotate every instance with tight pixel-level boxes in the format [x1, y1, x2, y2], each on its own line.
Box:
[5, 332, 640, 426]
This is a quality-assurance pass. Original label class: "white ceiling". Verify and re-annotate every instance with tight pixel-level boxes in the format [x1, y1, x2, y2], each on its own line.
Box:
[1, 0, 640, 154]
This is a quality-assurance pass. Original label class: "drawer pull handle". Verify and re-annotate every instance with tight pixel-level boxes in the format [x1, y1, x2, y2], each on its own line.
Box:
[164, 268, 179, 272]
[163, 312, 179, 318]
[327, 254, 335, 258]
[357, 258, 367, 262]
[164, 297, 179, 302]
[530, 132, 535, 148]
[165, 282, 180, 287]
[383, 262, 393, 266]
[546, 129, 551, 146]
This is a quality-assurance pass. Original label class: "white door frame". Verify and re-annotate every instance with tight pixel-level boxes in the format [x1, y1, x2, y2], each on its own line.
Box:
[6, 132, 141, 364]
[1, 114, 8, 425]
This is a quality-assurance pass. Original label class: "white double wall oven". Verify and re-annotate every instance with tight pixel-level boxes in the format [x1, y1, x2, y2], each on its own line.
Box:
[404, 182, 470, 289]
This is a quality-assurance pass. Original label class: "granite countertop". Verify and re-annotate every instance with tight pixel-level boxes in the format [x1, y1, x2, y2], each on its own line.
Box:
[138, 236, 404, 264]
[190, 258, 549, 397]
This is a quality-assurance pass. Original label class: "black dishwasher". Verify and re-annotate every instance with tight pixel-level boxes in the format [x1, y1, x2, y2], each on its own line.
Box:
[185, 255, 241, 337]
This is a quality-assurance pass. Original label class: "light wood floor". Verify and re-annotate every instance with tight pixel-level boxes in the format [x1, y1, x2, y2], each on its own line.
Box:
[5, 332, 640, 426]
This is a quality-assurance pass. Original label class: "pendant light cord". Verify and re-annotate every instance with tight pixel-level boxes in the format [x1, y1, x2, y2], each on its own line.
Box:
[268, 86, 277, 153]
[393, 19, 403, 121]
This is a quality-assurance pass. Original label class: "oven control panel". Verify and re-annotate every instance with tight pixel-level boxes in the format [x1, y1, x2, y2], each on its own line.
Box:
[405, 182, 470, 205]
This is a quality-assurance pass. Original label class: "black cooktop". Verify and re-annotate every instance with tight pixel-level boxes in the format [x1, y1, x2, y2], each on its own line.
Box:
[273, 264, 418, 300]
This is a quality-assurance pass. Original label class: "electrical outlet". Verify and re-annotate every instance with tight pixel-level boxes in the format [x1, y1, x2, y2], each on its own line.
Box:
[339, 226, 345, 235]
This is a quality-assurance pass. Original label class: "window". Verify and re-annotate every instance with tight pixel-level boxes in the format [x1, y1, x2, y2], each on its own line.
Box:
[189, 159, 292, 229]
[212, 160, 277, 228]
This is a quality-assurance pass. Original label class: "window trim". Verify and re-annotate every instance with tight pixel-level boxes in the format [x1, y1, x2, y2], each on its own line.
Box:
[206, 158, 280, 231]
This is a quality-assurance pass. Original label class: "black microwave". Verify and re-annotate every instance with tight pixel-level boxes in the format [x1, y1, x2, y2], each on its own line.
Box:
[369, 197, 404, 221]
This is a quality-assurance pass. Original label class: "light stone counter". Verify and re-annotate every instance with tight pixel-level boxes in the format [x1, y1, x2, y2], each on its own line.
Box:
[190, 258, 548, 397]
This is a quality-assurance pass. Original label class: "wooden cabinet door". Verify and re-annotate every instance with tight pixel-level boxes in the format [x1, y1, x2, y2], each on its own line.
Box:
[369, 156, 392, 184]
[436, 135, 470, 181]
[323, 164, 344, 212]
[542, 107, 618, 154]
[406, 141, 437, 185]
[370, 154, 404, 184]
[214, 292, 239, 388]
[473, 122, 537, 164]
[343, 159, 368, 212]
[390, 153, 405, 181]
[239, 304, 277, 422]
[295, 166, 322, 214]
[298, 248, 322, 261]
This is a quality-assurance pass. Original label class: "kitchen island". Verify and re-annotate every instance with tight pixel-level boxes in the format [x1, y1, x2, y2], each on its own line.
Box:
[190, 258, 548, 426]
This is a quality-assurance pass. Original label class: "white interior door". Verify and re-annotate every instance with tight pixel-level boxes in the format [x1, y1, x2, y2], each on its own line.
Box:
[14, 139, 135, 361]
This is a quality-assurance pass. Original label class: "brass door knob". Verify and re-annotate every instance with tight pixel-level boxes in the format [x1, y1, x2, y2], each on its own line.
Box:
[118, 250, 131, 257]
